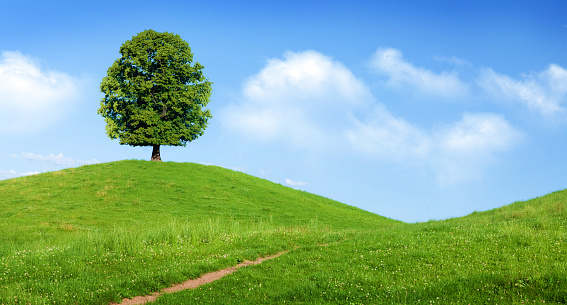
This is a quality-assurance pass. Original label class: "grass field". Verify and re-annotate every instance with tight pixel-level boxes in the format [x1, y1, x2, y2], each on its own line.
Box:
[1, 160, 566, 304]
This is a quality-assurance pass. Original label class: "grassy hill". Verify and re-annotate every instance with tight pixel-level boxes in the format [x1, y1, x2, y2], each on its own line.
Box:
[1, 160, 566, 304]
[0, 160, 397, 249]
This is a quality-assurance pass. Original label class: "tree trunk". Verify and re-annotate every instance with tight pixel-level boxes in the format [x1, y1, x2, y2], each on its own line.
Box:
[151, 145, 162, 161]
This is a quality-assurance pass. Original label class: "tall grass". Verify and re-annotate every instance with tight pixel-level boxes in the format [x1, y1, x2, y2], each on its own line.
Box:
[0, 218, 341, 304]
[154, 190, 567, 304]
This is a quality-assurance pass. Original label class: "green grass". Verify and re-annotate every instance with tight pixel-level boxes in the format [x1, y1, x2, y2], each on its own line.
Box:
[1, 160, 566, 304]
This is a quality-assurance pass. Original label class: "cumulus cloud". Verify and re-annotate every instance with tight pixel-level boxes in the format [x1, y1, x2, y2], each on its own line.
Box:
[285, 178, 309, 186]
[221, 50, 373, 149]
[0, 51, 81, 133]
[244, 50, 370, 103]
[222, 48, 524, 184]
[371, 48, 469, 98]
[478, 64, 567, 117]
[347, 111, 523, 184]
[435, 113, 521, 156]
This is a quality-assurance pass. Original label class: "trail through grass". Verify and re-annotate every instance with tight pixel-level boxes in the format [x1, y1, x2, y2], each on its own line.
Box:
[153, 204, 567, 304]
[111, 250, 290, 305]
[1, 219, 344, 304]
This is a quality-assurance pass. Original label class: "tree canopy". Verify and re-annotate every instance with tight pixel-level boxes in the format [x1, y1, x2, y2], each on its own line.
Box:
[98, 29, 212, 161]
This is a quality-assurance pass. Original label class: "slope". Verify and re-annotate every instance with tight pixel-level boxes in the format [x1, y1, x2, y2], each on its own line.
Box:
[0, 160, 398, 248]
[156, 189, 567, 304]
[0, 160, 397, 304]
[3, 161, 566, 304]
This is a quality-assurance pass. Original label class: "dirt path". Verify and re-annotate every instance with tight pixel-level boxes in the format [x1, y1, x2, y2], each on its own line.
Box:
[110, 251, 288, 305]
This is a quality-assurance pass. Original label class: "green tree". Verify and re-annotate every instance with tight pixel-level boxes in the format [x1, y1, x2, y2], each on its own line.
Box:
[98, 29, 212, 161]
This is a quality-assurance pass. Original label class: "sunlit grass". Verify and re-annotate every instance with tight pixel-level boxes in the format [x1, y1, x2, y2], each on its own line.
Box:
[1, 219, 342, 304]
[0, 160, 391, 304]
[1, 160, 566, 304]
[156, 200, 567, 304]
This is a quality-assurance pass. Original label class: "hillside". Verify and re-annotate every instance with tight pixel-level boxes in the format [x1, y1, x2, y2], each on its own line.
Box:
[154, 189, 567, 304]
[0, 160, 398, 248]
[1, 161, 566, 304]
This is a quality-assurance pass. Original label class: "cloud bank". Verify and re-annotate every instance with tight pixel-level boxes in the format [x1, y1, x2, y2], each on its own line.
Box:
[0, 51, 82, 133]
[0, 152, 99, 181]
[0, 169, 39, 180]
[18, 152, 99, 167]
[347, 111, 522, 184]
[222, 49, 530, 184]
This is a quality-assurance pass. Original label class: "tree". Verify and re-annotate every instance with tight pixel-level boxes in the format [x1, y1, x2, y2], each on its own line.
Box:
[98, 29, 212, 161]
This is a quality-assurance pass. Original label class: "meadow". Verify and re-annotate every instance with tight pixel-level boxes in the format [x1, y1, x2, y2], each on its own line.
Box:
[1, 160, 566, 304]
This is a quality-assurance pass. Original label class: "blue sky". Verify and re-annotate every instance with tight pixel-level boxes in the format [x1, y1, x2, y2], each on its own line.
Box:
[1, 1, 566, 222]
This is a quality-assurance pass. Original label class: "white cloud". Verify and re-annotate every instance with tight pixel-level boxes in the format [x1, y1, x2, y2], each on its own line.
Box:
[21, 152, 75, 166]
[435, 113, 521, 155]
[0, 170, 39, 180]
[371, 48, 567, 120]
[432, 113, 523, 184]
[0, 51, 81, 133]
[244, 50, 370, 103]
[0, 169, 17, 180]
[285, 178, 309, 186]
[0, 153, 99, 181]
[478, 64, 567, 117]
[348, 112, 522, 184]
[346, 105, 429, 162]
[18, 152, 99, 167]
[221, 50, 373, 149]
[371, 48, 469, 98]
[222, 48, 524, 184]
